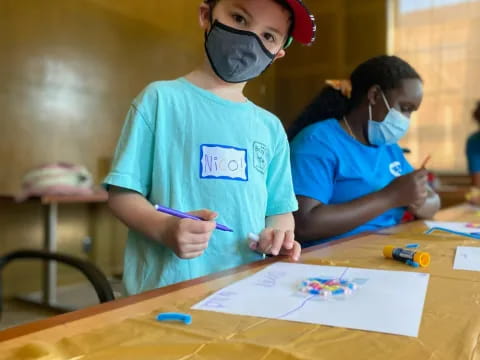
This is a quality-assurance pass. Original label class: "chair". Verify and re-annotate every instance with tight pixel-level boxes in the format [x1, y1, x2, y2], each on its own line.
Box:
[0, 250, 115, 318]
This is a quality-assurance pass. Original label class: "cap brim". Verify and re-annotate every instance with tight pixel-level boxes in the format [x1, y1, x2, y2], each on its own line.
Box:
[285, 0, 316, 45]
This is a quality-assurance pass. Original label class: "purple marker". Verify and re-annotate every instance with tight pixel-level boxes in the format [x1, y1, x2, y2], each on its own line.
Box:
[154, 204, 233, 232]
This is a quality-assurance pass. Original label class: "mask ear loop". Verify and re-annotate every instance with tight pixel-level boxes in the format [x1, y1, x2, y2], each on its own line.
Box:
[205, 3, 215, 37]
[283, 36, 293, 49]
[380, 90, 392, 111]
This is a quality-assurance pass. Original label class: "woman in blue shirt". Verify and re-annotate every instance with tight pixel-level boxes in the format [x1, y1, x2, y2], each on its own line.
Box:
[466, 101, 480, 187]
[289, 55, 440, 245]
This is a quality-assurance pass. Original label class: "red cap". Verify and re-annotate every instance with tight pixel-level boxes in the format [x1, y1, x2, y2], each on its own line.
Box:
[284, 0, 316, 45]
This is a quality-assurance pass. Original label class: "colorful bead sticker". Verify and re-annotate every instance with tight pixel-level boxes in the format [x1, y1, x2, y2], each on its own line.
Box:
[299, 278, 358, 297]
[466, 223, 480, 229]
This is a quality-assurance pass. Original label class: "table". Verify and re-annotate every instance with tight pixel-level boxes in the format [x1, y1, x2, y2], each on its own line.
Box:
[1, 204, 480, 359]
[21, 191, 109, 311]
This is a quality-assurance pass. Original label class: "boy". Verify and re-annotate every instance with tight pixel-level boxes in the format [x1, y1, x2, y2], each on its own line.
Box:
[105, 0, 316, 294]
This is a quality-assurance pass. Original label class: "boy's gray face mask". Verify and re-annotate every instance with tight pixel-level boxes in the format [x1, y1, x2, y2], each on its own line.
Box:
[205, 21, 276, 83]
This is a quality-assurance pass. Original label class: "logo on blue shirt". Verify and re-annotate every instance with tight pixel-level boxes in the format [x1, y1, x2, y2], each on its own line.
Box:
[389, 161, 403, 177]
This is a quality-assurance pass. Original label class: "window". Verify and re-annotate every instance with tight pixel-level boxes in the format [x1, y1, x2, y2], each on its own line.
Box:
[390, 0, 480, 172]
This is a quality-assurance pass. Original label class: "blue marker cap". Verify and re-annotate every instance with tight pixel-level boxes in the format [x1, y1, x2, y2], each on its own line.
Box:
[156, 312, 192, 325]
[406, 260, 420, 268]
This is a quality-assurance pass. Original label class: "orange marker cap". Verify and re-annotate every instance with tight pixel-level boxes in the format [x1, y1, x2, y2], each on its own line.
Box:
[414, 251, 431, 267]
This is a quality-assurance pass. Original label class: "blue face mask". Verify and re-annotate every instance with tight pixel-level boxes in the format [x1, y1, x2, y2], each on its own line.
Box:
[368, 91, 410, 146]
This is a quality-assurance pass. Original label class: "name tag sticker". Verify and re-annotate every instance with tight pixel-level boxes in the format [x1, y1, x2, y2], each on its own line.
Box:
[200, 144, 248, 181]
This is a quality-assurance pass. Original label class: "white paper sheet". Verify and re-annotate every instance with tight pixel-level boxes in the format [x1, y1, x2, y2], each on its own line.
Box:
[424, 221, 480, 238]
[192, 262, 430, 337]
[454, 246, 480, 271]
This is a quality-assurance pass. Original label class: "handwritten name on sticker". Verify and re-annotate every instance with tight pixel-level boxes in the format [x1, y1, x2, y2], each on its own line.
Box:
[200, 144, 248, 181]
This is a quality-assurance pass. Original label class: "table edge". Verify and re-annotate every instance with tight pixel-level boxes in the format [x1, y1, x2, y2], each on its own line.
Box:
[0, 231, 365, 342]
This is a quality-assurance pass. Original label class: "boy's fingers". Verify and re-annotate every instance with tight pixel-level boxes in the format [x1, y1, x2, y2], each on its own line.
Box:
[279, 241, 302, 261]
[203, 212, 218, 221]
[179, 249, 204, 259]
[290, 241, 301, 261]
[258, 228, 274, 252]
[270, 230, 285, 256]
[182, 218, 216, 234]
[178, 234, 210, 247]
[177, 248, 206, 259]
[282, 230, 295, 250]
[184, 251, 205, 259]
[189, 209, 218, 221]
[260, 228, 274, 241]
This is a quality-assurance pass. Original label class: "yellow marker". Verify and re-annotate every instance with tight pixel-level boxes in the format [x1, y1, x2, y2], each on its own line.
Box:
[383, 245, 430, 268]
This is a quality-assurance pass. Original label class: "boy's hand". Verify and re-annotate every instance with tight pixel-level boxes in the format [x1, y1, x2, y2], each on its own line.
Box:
[249, 228, 301, 261]
[160, 209, 217, 259]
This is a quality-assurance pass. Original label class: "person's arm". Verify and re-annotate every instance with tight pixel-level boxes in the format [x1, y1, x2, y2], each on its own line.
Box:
[108, 186, 170, 241]
[250, 213, 300, 261]
[108, 186, 217, 259]
[295, 192, 394, 241]
[251, 126, 301, 260]
[294, 169, 428, 242]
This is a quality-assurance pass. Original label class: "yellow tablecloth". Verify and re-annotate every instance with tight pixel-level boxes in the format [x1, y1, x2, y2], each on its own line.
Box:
[2, 205, 480, 359]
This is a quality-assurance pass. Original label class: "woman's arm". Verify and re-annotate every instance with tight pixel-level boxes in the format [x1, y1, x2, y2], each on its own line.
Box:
[294, 169, 428, 242]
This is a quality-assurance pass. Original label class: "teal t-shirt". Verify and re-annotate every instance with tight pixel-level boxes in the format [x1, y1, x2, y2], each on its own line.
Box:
[104, 78, 298, 294]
